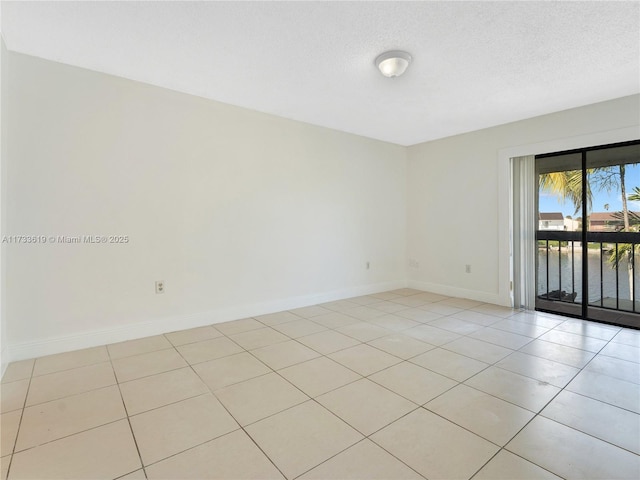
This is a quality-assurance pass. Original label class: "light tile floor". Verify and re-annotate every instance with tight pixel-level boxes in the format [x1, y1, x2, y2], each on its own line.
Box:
[1, 289, 639, 479]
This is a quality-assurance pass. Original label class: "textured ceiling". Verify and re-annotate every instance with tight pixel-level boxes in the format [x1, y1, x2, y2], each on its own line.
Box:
[1, 1, 639, 146]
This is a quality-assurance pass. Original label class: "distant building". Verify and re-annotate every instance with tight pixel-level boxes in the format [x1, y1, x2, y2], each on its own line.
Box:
[539, 212, 564, 230]
[589, 211, 640, 231]
[564, 217, 580, 231]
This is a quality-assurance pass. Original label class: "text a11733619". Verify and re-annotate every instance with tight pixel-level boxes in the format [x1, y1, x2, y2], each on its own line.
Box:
[1, 234, 130, 244]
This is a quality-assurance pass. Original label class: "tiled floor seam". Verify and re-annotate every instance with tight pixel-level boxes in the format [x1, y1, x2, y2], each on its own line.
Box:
[211, 329, 426, 478]
[362, 362, 459, 406]
[560, 327, 638, 411]
[195, 359, 311, 429]
[531, 334, 608, 354]
[107, 348, 148, 479]
[290, 437, 428, 480]
[182, 352, 290, 478]
[162, 327, 224, 348]
[3, 296, 637, 480]
[557, 387, 640, 415]
[113, 360, 187, 384]
[419, 403, 514, 451]
[20, 379, 120, 410]
[416, 311, 529, 350]
[362, 407, 487, 480]
[469, 447, 568, 480]
[453, 340, 576, 414]
[114, 468, 146, 480]
[128, 391, 213, 418]
[276, 362, 364, 398]
[466, 328, 635, 477]
[9, 417, 126, 455]
[173, 339, 290, 479]
[442, 388, 567, 479]
[537, 408, 640, 456]
[502, 408, 612, 477]
[3, 358, 36, 480]
[240, 425, 289, 479]
[406, 357, 493, 385]
[137, 345, 245, 471]
[413, 343, 567, 418]
[297, 399, 423, 479]
[133, 428, 256, 473]
[539, 331, 640, 451]
[599, 350, 640, 363]
[29, 358, 107, 379]
[512, 337, 597, 369]
[109, 346, 176, 362]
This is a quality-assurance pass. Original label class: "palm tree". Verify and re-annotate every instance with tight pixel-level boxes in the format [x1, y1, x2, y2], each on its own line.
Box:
[628, 186, 640, 203]
[539, 170, 589, 215]
[591, 165, 631, 230]
[607, 182, 639, 302]
[542, 166, 637, 303]
[620, 164, 630, 231]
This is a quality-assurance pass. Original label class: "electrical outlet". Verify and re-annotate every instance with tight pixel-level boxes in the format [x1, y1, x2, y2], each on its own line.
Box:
[465, 265, 471, 274]
[366, 261, 370, 270]
[155, 280, 165, 294]
[408, 259, 420, 269]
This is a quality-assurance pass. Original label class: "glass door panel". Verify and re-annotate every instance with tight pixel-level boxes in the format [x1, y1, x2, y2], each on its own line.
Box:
[585, 143, 640, 326]
[534, 141, 640, 328]
[535, 152, 583, 317]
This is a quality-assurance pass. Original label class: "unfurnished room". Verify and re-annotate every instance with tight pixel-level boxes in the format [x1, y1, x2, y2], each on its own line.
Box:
[0, 1, 639, 479]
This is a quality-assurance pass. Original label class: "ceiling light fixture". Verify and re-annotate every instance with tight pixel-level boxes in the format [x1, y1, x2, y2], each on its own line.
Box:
[375, 50, 412, 78]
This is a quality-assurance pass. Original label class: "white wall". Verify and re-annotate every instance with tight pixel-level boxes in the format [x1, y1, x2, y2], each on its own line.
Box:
[0, 36, 7, 377]
[407, 94, 640, 306]
[4, 51, 407, 361]
[3, 48, 639, 365]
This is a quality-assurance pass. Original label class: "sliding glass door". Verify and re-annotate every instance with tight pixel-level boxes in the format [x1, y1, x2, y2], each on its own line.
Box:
[535, 140, 640, 328]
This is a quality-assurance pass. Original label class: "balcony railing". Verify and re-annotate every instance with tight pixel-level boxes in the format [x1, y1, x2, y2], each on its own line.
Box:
[536, 230, 640, 326]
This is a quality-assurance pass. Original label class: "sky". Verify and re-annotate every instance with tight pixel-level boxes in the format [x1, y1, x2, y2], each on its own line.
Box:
[539, 163, 640, 218]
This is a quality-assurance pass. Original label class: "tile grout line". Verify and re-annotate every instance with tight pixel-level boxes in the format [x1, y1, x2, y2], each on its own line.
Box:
[372, 309, 631, 477]
[296, 398, 423, 478]
[107, 347, 149, 480]
[3, 293, 637, 479]
[128, 309, 636, 478]
[122, 334, 258, 470]
[530, 328, 640, 454]
[13, 362, 118, 409]
[231, 303, 485, 479]
[172, 338, 290, 480]
[420, 310, 589, 478]
[191, 315, 428, 478]
[468, 313, 636, 477]
[7, 418, 129, 459]
[0, 297, 521, 478]
[3, 357, 36, 480]
[292, 434, 428, 480]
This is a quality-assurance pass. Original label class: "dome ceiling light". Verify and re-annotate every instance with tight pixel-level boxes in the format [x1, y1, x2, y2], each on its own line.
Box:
[375, 50, 412, 78]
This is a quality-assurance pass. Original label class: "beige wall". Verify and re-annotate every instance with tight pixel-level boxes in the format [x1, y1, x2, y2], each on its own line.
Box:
[407, 94, 640, 306]
[4, 51, 407, 360]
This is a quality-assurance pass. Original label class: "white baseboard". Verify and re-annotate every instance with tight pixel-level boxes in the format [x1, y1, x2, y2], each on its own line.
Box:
[6, 279, 407, 363]
[408, 280, 507, 306]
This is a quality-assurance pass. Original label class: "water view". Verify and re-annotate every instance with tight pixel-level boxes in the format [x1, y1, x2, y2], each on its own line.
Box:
[538, 246, 639, 311]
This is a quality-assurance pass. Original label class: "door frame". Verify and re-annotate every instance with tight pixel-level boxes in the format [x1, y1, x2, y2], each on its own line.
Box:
[534, 140, 640, 328]
[499, 126, 640, 310]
